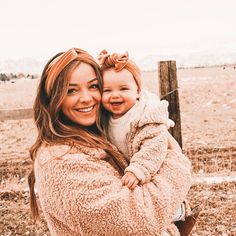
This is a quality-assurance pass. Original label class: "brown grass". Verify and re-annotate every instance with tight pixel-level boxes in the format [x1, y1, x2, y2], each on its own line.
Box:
[1, 65, 236, 235]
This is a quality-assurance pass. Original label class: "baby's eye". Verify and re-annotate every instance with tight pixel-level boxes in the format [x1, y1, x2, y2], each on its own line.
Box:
[121, 87, 129, 91]
[90, 83, 99, 89]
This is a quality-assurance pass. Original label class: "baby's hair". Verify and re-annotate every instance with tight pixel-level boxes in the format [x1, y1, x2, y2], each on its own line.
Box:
[98, 50, 142, 91]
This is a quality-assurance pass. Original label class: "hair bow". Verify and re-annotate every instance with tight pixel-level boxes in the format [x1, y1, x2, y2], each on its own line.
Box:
[98, 49, 110, 66]
[98, 49, 129, 71]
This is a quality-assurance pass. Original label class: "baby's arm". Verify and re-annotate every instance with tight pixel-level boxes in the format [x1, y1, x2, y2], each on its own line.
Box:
[167, 132, 182, 154]
[125, 123, 168, 184]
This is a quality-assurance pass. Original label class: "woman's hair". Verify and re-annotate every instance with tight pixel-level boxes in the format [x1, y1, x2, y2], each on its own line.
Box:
[28, 48, 128, 220]
[98, 50, 142, 135]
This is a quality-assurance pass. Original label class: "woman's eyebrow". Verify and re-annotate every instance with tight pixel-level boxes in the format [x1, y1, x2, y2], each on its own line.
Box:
[88, 78, 98, 83]
[69, 78, 98, 86]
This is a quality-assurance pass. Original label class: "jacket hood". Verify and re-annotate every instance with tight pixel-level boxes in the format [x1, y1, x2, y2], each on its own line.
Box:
[135, 90, 173, 128]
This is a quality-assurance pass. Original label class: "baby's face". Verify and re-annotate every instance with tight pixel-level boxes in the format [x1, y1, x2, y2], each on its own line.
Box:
[102, 68, 140, 119]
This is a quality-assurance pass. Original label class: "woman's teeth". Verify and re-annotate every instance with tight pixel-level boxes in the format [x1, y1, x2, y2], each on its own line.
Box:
[77, 106, 94, 112]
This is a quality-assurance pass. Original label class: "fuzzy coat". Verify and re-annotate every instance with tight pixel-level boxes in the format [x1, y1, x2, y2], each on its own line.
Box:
[35, 142, 191, 236]
[108, 90, 176, 184]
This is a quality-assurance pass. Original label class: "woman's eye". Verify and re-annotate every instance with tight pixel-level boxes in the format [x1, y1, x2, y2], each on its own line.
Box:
[90, 84, 99, 89]
[67, 89, 77, 94]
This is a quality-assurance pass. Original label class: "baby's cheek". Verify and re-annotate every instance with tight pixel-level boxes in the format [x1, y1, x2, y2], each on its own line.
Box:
[101, 95, 108, 105]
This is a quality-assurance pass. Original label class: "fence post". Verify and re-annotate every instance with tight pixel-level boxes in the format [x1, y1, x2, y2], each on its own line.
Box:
[158, 61, 182, 148]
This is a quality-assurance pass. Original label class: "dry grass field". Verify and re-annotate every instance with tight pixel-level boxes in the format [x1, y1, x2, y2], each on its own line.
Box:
[0, 65, 236, 235]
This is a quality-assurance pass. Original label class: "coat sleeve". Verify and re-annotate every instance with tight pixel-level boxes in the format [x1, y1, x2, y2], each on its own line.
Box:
[35, 146, 191, 236]
[125, 124, 168, 184]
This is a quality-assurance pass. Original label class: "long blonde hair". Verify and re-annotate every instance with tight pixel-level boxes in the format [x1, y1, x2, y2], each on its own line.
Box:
[28, 48, 128, 220]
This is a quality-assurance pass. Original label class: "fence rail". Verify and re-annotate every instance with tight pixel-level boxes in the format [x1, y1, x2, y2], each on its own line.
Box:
[0, 108, 33, 121]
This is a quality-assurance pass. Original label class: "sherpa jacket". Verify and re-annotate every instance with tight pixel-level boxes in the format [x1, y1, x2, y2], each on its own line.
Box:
[35, 143, 191, 236]
[117, 90, 178, 184]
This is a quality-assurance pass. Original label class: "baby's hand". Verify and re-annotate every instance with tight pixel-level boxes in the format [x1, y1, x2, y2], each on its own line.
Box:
[122, 172, 139, 190]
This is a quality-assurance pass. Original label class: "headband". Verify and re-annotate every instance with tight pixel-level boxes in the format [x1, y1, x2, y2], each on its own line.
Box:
[45, 48, 94, 96]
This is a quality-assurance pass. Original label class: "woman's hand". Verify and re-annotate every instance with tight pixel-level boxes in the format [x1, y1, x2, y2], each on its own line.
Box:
[122, 171, 139, 190]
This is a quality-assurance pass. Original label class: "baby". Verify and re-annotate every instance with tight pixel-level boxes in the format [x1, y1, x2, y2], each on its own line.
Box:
[98, 50, 190, 225]
[99, 50, 179, 187]
[99, 50, 204, 236]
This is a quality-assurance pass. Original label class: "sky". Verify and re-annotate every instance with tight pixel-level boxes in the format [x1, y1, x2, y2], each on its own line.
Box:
[0, 0, 236, 61]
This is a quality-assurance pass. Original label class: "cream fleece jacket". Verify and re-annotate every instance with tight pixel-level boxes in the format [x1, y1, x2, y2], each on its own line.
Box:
[35, 143, 191, 236]
[108, 90, 174, 162]
[120, 90, 176, 184]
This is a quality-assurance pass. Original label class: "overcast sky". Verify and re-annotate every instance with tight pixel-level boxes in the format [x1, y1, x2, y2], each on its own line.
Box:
[1, 0, 236, 60]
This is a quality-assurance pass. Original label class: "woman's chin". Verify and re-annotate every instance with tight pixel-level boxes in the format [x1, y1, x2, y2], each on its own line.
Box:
[75, 119, 96, 127]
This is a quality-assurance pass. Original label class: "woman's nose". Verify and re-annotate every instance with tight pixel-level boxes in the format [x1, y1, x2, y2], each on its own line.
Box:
[79, 89, 92, 103]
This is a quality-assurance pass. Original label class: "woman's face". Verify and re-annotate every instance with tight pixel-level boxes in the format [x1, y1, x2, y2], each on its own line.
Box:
[61, 62, 101, 126]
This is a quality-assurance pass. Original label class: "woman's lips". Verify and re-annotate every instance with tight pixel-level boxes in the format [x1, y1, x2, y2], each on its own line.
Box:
[75, 105, 95, 113]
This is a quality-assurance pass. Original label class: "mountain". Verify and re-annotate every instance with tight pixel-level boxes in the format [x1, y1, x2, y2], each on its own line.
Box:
[0, 50, 236, 74]
[0, 58, 45, 74]
[136, 51, 236, 70]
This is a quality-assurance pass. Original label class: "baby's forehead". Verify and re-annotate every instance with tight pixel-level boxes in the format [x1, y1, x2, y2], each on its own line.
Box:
[103, 68, 134, 80]
[103, 77, 137, 89]
[103, 67, 132, 75]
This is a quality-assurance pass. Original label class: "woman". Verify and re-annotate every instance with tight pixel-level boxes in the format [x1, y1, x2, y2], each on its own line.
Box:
[28, 48, 192, 236]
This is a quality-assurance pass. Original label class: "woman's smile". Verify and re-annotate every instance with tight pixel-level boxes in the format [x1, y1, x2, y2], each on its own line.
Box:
[75, 105, 96, 113]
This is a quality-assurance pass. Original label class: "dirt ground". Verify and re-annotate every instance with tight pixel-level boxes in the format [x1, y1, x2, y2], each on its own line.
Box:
[0, 65, 236, 235]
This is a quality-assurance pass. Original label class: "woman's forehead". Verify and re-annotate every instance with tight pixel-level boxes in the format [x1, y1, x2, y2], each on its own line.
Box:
[69, 62, 97, 84]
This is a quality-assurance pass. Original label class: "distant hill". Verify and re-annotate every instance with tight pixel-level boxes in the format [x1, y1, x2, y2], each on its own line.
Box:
[0, 58, 45, 74]
[136, 51, 236, 71]
[0, 51, 236, 73]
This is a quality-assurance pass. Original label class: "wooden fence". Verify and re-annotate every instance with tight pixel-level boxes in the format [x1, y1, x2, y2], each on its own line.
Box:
[158, 61, 182, 147]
